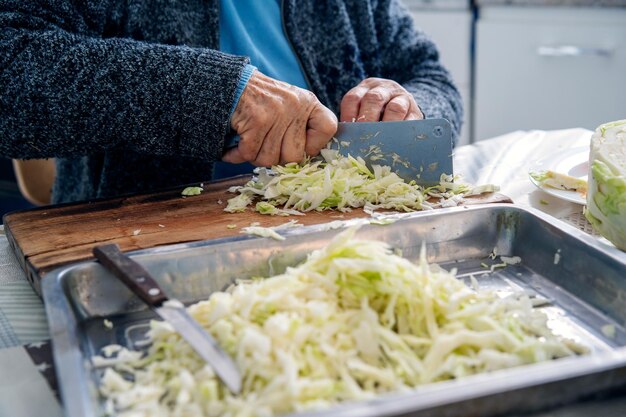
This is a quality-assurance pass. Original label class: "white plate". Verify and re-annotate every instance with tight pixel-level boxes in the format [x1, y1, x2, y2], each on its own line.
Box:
[528, 146, 588, 205]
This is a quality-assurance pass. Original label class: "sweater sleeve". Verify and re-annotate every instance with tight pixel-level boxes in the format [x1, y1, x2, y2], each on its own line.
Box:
[0, 1, 249, 161]
[373, 0, 463, 143]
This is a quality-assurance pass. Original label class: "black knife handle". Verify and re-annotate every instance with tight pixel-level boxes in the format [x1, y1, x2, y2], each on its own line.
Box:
[93, 244, 168, 307]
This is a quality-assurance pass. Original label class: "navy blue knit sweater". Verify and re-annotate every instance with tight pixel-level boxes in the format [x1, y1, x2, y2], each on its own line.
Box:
[0, 0, 462, 204]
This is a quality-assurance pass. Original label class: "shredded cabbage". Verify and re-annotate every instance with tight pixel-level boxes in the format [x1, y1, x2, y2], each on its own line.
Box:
[225, 193, 253, 213]
[98, 228, 584, 417]
[181, 186, 203, 197]
[240, 226, 286, 241]
[255, 202, 305, 217]
[225, 151, 499, 215]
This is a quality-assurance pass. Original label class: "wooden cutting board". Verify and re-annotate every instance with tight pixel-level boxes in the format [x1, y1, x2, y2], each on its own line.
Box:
[3, 175, 512, 295]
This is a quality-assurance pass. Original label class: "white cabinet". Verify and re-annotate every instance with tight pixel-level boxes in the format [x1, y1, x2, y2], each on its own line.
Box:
[406, 3, 473, 146]
[474, 7, 626, 141]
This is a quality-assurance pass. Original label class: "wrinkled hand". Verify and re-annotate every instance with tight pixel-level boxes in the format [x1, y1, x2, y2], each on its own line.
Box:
[340, 77, 424, 122]
[222, 71, 337, 167]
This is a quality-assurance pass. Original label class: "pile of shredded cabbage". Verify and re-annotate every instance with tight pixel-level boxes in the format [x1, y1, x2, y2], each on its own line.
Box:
[98, 228, 584, 417]
[225, 150, 498, 214]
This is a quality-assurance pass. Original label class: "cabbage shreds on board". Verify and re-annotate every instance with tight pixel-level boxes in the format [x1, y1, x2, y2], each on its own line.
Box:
[585, 119, 626, 251]
[98, 228, 585, 417]
[223, 150, 499, 214]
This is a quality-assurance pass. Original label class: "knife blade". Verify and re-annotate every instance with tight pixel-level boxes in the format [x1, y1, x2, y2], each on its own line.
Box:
[92, 244, 242, 394]
[333, 118, 454, 185]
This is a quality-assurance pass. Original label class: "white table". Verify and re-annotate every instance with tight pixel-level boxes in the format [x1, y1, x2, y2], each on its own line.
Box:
[1, 128, 625, 417]
[456, 128, 616, 249]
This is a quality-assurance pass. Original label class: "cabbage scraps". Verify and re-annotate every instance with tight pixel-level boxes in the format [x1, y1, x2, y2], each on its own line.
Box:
[529, 170, 587, 195]
[98, 228, 584, 417]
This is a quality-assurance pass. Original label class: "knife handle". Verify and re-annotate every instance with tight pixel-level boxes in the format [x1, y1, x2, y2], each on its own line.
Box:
[93, 244, 168, 307]
[224, 133, 240, 150]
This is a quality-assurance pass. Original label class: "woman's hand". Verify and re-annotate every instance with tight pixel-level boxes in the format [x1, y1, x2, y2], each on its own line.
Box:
[340, 77, 423, 123]
[222, 71, 337, 167]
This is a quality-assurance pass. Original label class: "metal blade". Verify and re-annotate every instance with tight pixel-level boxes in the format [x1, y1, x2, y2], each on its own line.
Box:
[333, 119, 454, 185]
[156, 304, 242, 394]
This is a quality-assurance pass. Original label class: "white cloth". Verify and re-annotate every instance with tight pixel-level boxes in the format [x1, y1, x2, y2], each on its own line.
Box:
[0, 227, 27, 286]
[0, 227, 49, 348]
[0, 347, 63, 417]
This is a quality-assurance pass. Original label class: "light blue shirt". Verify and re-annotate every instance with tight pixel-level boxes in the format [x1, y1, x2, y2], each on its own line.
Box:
[214, 0, 310, 178]
[220, 0, 308, 92]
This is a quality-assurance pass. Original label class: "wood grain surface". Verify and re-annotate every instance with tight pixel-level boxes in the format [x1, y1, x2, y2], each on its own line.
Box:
[3, 175, 512, 294]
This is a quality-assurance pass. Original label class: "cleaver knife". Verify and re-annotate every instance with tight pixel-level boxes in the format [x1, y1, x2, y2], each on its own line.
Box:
[333, 118, 454, 185]
[92, 244, 242, 394]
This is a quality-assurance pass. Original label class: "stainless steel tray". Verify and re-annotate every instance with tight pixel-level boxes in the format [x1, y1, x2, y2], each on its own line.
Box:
[42, 204, 626, 417]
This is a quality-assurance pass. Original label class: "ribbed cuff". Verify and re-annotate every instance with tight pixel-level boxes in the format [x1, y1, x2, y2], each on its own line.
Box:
[178, 51, 249, 160]
[230, 64, 257, 116]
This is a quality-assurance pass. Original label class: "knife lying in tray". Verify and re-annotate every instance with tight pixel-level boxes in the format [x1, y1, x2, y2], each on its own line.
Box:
[92, 244, 242, 394]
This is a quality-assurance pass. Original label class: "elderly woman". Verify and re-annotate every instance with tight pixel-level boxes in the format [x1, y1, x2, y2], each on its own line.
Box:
[0, 0, 462, 204]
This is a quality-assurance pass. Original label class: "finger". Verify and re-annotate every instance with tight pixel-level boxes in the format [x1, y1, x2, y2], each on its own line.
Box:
[253, 127, 284, 167]
[235, 131, 265, 162]
[222, 147, 246, 164]
[305, 104, 338, 156]
[382, 94, 411, 121]
[356, 87, 393, 122]
[280, 118, 307, 164]
[405, 101, 424, 120]
[339, 85, 368, 122]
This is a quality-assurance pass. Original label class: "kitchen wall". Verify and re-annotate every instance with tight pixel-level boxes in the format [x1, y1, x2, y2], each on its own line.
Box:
[405, 0, 626, 143]
[405, 0, 473, 146]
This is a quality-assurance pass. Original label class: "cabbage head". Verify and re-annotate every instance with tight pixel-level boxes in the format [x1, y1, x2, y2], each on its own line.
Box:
[585, 119, 626, 251]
